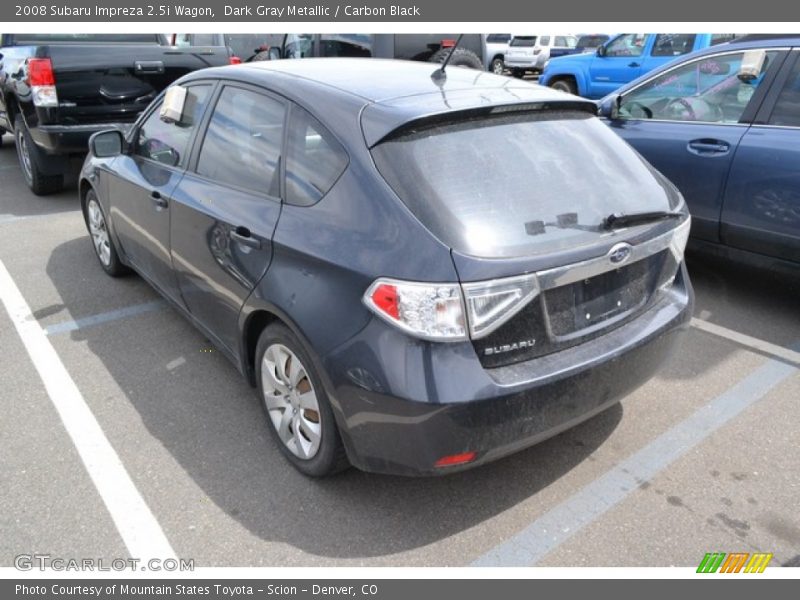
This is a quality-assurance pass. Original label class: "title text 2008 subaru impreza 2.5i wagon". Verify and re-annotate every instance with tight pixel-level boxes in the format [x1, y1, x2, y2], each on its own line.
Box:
[80, 59, 694, 476]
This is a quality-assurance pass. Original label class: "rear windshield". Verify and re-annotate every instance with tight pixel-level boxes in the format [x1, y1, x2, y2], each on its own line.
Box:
[372, 111, 678, 259]
[510, 36, 537, 47]
[9, 34, 161, 44]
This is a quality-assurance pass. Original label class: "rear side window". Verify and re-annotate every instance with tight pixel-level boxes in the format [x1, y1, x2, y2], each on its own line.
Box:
[769, 57, 800, 127]
[539, 36, 551, 46]
[510, 36, 537, 47]
[285, 106, 348, 206]
[651, 34, 697, 57]
[135, 85, 211, 167]
[372, 111, 677, 259]
[196, 86, 285, 196]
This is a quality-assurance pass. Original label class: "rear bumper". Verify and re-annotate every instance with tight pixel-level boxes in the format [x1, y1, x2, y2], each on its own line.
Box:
[323, 266, 693, 476]
[31, 123, 131, 155]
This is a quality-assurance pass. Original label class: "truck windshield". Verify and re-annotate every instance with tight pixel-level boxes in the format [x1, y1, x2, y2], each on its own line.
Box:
[371, 111, 679, 259]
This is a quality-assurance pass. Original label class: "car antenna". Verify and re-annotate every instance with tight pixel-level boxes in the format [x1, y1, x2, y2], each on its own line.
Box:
[431, 34, 464, 82]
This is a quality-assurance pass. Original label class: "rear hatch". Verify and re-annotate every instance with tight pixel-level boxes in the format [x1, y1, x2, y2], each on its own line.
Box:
[369, 103, 689, 369]
[505, 36, 538, 60]
[16, 34, 224, 126]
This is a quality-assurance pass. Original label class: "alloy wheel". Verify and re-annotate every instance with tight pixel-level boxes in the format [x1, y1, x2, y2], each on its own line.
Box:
[261, 343, 322, 460]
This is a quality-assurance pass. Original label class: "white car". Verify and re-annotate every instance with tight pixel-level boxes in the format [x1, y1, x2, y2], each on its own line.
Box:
[505, 34, 578, 77]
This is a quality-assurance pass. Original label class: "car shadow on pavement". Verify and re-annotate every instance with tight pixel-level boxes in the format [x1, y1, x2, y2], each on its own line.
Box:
[47, 235, 623, 561]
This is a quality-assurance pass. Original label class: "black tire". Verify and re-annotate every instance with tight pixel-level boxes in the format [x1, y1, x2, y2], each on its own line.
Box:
[429, 46, 484, 70]
[82, 188, 129, 277]
[255, 323, 349, 477]
[490, 57, 505, 75]
[511, 69, 525, 79]
[0, 128, 5, 148]
[14, 116, 64, 195]
[549, 78, 578, 95]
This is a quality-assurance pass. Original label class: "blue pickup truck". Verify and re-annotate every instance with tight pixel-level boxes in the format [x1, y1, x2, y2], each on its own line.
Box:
[539, 33, 739, 98]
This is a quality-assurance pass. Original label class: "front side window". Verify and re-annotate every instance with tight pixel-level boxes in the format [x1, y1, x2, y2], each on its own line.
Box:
[135, 85, 211, 167]
[196, 86, 285, 195]
[605, 34, 647, 57]
[651, 34, 697, 57]
[768, 56, 800, 127]
[619, 50, 778, 123]
[285, 107, 348, 206]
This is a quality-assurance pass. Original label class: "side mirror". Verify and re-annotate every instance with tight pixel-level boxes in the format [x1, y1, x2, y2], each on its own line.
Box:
[596, 45, 607, 57]
[268, 47, 281, 60]
[597, 94, 621, 120]
[89, 129, 124, 158]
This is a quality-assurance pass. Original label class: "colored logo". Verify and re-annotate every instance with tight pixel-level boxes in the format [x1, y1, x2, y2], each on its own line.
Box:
[697, 552, 773, 573]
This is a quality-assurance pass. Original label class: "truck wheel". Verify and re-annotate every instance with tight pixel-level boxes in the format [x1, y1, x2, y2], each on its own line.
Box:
[549, 78, 578, 95]
[255, 323, 349, 477]
[490, 57, 505, 74]
[429, 47, 484, 70]
[14, 116, 64, 195]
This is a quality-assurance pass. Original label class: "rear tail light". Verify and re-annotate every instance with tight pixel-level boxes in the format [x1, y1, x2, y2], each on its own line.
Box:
[434, 452, 477, 468]
[533, 48, 542, 55]
[363, 279, 467, 341]
[229, 56, 242, 65]
[27, 58, 58, 107]
[462, 274, 540, 338]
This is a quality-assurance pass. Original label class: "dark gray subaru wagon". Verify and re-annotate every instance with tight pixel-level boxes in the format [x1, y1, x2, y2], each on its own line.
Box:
[80, 59, 693, 476]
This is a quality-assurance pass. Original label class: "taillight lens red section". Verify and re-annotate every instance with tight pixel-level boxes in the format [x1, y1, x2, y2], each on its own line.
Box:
[229, 56, 242, 65]
[370, 283, 399, 320]
[28, 58, 55, 86]
[434, 452, 477, 468]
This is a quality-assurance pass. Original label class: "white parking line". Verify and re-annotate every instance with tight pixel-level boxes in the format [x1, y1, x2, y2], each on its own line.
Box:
[691, 318, 800, 367]
[0, 259, 176, 562]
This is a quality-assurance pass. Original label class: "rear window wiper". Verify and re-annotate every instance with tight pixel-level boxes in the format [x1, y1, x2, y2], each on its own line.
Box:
[603, 210, 683, 230]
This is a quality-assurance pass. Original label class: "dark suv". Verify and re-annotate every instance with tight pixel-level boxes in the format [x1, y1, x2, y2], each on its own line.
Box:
[80, 59, 693, 476]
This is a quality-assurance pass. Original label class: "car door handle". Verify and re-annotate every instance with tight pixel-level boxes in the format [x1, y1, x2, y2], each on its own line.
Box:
[628, 62, 640, 67]
[150, 191, 168, 209]
[230, 227, 262, 249]
[687, 139, 731, 156]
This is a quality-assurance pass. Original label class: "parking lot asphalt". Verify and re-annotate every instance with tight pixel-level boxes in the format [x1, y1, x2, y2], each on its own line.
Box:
[1, 131, 799, 568]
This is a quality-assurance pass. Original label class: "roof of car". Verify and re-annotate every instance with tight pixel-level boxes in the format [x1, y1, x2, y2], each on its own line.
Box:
[183, 58, 598, 145]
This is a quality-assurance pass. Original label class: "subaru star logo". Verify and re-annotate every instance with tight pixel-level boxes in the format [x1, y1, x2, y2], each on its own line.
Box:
[608, 243, 633, 265]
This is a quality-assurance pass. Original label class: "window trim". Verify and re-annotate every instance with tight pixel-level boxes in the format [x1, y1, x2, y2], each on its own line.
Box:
[755, 49, 800, 128]
[617, 47, 790, 126]
[187, 81, 289, 201]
